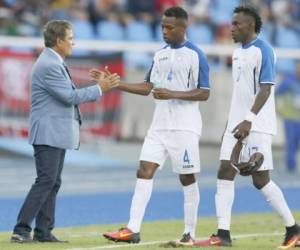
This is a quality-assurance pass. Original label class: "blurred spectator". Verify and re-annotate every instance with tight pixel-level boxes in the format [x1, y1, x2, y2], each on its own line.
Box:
[125, 0, 158, 38]
[0, 0, 9, 7]
[126, 0, 155, 17]
[47, 0, 71, 20]
[87, 0, 123, 35]
[275, 61, 300, 173]
[209, 0, 239, 26]
[70, 1, 95, 56]
[271, 0, 289, 23]
[123, 15, 153, 69]
[97, 12, 124, 41]
[208, 0, 239, 45]
[187, 15, 213, 45]
[274, 20, 300, 74]
[0, 0, 300, 58]
[0, 6, 15, 35]
[155, 0, 182, 14]
[289, 0, 300, 29]
[258, 3, 276, 43]
[183, 0, 210, 21]
[3, 0, 45, 37]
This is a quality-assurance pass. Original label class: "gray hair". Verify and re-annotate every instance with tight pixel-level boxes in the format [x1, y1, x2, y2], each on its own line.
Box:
[43, 20, 72, 48]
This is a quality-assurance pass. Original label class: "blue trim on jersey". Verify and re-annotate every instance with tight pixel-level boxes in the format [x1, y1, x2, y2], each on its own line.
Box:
[254, 39, 276, 84]
[184, 41, 210, 89]
[144, 60, 154, 82]
[245, 38, 276, 84]
[170, 41, 188, 49]
[242, 38, 258, 49]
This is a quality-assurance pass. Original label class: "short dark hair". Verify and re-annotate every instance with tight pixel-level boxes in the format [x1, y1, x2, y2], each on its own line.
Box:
[163, 6, 188, 20]
[234, 5, 262, 34]
[43, 20, 72, 48]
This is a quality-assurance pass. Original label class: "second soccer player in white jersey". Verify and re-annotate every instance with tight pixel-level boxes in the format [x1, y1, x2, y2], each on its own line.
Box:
[195, 5, 299, 249]
[91, 6, 210, 245]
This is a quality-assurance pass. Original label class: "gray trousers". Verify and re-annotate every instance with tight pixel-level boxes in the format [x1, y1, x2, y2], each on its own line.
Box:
[13, 145, 66, 237]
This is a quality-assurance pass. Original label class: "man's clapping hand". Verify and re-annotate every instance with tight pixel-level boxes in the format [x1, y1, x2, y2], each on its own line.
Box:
[89, 67, 120, 92]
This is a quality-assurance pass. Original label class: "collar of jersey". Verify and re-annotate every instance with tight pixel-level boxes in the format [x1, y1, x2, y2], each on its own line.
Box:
[169, 40, 188, 49]
[242, 38, 258, 49]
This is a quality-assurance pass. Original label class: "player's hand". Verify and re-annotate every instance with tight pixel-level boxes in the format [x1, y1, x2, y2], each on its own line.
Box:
[89, 68, 120, 92]
[99, 73, 120, 92]
[89, 66, 112, 80]
[89, 68, 105, 81]
[152, 88, 173, 99]
[232, 120, 251, 140]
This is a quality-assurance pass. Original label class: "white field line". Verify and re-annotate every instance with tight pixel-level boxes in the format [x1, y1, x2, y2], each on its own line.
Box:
[66, 231, 283, 250]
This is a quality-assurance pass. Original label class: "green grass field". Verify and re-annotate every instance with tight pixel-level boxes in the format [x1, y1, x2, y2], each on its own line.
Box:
[1, 212, 299, 250]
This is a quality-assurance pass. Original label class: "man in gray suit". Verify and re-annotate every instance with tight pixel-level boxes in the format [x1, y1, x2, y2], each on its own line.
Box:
[10, 20, 120, 243]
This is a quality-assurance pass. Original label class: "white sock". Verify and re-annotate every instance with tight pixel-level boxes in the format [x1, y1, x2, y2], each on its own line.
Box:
[127, 178, 153, 233]
[260, 180, 295, 227]
[216, 179, 235, 230]
[182, 182, 200, 239]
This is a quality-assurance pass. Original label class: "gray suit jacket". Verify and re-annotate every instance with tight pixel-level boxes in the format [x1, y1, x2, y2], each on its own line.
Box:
[28, 48, 101, 149]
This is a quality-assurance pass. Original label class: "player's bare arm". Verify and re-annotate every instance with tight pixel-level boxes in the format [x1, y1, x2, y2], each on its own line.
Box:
[233, 84, 271, 140]
[117, 81, 153, 96]
[89, 71, 120, 92]
[90, 68, 153, 96]
[250, 84, 272, 114]
[152, 88, 209, 101]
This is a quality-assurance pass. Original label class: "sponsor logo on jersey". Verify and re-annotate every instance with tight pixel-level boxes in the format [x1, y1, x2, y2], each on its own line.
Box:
[158, 56, 168, 62]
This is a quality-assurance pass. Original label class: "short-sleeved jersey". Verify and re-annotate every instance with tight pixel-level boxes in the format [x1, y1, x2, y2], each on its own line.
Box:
[145, 40, 210, 135]
[227, 38, 277, 135]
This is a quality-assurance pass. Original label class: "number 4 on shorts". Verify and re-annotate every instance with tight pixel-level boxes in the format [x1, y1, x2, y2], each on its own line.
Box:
[183, 149, 190, 164]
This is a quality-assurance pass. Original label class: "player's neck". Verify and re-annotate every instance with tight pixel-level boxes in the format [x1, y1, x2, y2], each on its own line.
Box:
[242, 34, 257, 46]
[170, 38, 186, 48]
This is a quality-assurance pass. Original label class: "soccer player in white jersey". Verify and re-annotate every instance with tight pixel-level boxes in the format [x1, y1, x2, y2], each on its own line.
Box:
[93, 6, 210, 245]
[195, 5, 299, 249]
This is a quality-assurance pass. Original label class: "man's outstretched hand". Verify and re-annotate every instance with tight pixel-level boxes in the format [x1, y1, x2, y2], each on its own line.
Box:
[89, 67, 120, 92]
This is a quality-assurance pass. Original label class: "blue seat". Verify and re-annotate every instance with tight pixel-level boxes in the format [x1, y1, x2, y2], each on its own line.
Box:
[188, 24, 213, 44]
[209, 0, 239, 25]
[124, 21, 153, 69]
[97, 21, 124, 41]
[275, 25, 300, 74]
[259, 30, 270, 43]
[275, 25, 300, 48]
[277, 59, 297, 75]
[258, 22, 274, 43]
[72, 20, 95, 56]
[125, 21, 153, 42]
[155, 24, 163, 42]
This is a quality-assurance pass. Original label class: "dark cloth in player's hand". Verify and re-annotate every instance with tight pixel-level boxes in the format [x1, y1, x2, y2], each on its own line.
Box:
[235, 152, 264, 176]
[230, 139, 264, 176]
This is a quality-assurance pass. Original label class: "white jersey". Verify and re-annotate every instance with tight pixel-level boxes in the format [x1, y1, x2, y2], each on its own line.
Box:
[227, 38, 277, 135]
[145, 40, 210, 135]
